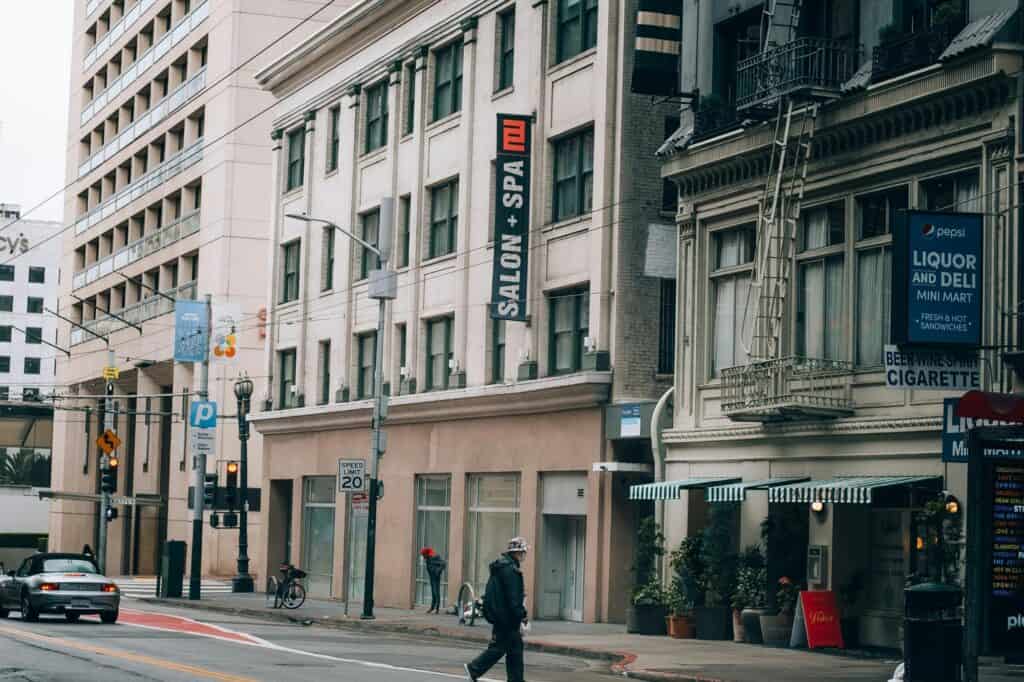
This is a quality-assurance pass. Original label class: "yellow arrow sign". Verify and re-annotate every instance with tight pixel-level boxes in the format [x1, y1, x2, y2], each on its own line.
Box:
[102, 366, 120, 380]
[96, 429, 121, 455]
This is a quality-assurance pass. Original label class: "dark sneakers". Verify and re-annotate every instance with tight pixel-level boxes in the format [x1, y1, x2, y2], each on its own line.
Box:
[464, 663, 478, 681]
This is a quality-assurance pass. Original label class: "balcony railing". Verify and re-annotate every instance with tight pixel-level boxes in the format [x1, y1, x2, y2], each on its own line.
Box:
[872, 19, 966, 82]
[86, 0, 105, 19]
[79, 66, 207, 179]
[74, 137, 203, 236]
[720, 356, 854, 422]
[72, 210, 200, 290]
[71, 280, 197, 345]
[736, 38, 858, 113]
[81, 1, 209, 127]
[692, 100, 741, 143]
[84, 0, 160, 69]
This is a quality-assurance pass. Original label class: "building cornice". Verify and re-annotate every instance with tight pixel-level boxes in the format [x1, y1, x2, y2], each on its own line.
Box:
[663, 415, 944, 445]
[250, 372, 612, 435]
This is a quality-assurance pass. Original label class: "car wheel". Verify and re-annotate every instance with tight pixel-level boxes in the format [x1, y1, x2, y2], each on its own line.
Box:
[100, 610, 118, 624]
[0, 608, 9, 619]
[20, 593, 38, 623]
[65, 613, 80, 623]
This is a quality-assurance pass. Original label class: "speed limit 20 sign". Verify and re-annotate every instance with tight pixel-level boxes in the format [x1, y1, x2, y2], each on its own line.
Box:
[338, 459, 367, 493]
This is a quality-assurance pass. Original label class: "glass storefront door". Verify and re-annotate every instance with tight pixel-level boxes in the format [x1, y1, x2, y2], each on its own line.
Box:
[465, 474, 520, 596]
[415, 476, 451, 606]
[301, 476, 336, 599]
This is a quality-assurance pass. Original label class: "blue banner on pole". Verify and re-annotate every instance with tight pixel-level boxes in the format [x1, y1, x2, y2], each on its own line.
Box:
[893, 211, 983, 347]
[174, 299, 208, 363]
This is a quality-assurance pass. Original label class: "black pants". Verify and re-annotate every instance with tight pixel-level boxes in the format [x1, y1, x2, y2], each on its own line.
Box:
[467, 626, 523, 682]
[428, 573, 441, 611]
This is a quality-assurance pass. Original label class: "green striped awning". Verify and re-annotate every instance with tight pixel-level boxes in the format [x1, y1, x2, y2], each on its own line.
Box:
[768, 475, 942, 504]
[705, 477, 811, 503]
[629, 477, 741, 501]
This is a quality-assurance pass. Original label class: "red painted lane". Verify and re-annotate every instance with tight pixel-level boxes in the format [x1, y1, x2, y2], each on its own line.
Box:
[86, 609, 267, 646]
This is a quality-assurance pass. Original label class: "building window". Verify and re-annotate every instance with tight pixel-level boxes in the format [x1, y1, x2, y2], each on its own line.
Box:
[415, 476, 451, 606]
[398, 195, 411, 268]
[317, 339, 331, 405]
[429, 180, 458, 259]
[433, 41, 464, 121]
[712, 7, 761, 106]
[426, 316, 453, 390]
[0, 296, 11, 313]
[556, 0, 598, 63]
[321, 227, 335, 291]
[403, 63, 416, 136]
[710, 224, 755, 376]
[359, 210, 381, 280]
[28, 267, 45, 284]
[280, 240, 301, 303]
[465, 474, 520, 596]
[0, 387, 8, 400]
[0, 326, 10, 342]
[855, 187, 905, 367]
[491, 318, 506, 383]
[0, 265, 13, 282]
[278, 349, 297, 409]
[549, 287, 589, 375]
[496, 9, 516, 91]
[796, 203, 845, 360]
[357, 332, 377, 399]
[0, 357, 9, 373]
[553, 129, 594, 222]
[22, 388, 40, 402]
[658, 279, 676, 374]
[921, 169, 980, 213]
[397, 323, 408, 373]
[326, 106, 341, 173]
[24, 358, 40, 375]
[365, 81, 389, 153]
[26, 297, 43, 314]
[286, 128, 305, 191]
[25, 327, 43, 345]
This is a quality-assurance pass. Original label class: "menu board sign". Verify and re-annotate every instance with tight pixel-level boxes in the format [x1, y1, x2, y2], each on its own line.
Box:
[991, 463, 1024, 653]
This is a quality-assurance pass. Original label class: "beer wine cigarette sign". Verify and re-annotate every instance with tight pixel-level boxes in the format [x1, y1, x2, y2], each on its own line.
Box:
[490, 114, 532, 322]
[893, 211, 983, 347]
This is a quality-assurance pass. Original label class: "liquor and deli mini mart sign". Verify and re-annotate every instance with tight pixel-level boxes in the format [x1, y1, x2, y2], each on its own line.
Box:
[892, 210, 983, 348]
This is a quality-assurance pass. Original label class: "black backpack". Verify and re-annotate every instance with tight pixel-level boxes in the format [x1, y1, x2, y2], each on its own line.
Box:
[482, 571, 501, 624]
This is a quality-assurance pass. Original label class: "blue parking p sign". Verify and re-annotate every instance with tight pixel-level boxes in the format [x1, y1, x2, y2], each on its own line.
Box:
[189, 401, 217, 429]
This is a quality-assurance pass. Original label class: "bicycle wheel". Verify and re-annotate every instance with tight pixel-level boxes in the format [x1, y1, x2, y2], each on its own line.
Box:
[265, 576, 279, 608]
[456, 583, 476, 626]
[282, 581, 306, 609]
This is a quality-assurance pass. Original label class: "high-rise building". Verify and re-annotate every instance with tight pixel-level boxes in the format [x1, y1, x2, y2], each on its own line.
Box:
[51, 0, 352, 578]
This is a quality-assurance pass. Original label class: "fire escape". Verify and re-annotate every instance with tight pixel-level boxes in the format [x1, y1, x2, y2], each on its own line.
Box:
[720, 0, 858, 421]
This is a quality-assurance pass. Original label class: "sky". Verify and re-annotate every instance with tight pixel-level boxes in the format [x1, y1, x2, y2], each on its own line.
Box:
[0, 2, 74, 223]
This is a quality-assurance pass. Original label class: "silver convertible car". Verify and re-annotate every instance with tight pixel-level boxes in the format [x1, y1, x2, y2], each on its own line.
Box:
[0, 553, 119, 623]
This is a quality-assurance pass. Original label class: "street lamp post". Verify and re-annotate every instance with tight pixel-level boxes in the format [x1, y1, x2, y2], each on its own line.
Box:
[287, 200, 395, 619]
[232, 375, 255, 593]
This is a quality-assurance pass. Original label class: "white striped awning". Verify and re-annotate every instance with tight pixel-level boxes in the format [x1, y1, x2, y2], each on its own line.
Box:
[705, 477, 811, 503]
[629, 477, 741, 501]
[768, 475, 942, 505]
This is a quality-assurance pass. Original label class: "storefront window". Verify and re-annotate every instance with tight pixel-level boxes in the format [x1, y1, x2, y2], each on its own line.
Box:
[301, 476, 336, 599]
[415, 476, 451, 606]
[465, 474, 520, 596]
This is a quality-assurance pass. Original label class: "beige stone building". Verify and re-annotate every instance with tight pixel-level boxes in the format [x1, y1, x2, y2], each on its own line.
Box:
[50, 0, 351, 578]
[251, 0, 677, 622]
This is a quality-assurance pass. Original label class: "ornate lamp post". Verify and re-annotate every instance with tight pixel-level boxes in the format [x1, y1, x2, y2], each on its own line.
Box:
[232, 375, 255, 593]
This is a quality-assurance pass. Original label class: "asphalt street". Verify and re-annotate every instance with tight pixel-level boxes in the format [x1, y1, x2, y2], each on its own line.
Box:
[0, 602, 610, 681]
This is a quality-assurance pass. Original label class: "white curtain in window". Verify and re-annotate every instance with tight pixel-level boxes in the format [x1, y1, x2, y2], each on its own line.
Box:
[857, 248, 891, 366]
[800, 261, 824, 358]
[803, 206, 829, 250]
[713, 274, 752, 374]
[956, 173, 981, 213]
[825, 258, 845, 360]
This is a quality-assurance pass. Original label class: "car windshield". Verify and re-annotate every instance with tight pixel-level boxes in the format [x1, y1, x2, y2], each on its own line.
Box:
[41, 559, 99, 574]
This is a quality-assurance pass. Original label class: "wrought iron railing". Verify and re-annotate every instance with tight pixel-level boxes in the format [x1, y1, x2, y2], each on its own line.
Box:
[70, 280, 197, 345]
[736, 38, 858, 112]
[720, 356, 854, 421]
[692, 100, 741, 142]
[871, 19, 966, 82]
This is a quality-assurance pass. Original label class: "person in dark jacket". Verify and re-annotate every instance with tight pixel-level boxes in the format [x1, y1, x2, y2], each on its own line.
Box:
[464, 537, 529, 682]
[421, 547, 447, 613]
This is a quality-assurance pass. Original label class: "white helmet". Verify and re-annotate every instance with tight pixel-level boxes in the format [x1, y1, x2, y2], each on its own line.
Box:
[506, 537, 529, 553]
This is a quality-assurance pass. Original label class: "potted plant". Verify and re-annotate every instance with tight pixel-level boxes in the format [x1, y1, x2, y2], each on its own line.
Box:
[695, 507, 738, 640]
[626, 518, 666, 635]
[839, 572, 865, 649]
[733, 545, 767, 644]
[664, 579, 695, 638]
[760, 576, 800, 646]
[666, 537, 703, 639]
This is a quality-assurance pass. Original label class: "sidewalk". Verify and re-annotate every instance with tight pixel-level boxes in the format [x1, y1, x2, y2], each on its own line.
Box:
[135, 590, 1022, 682]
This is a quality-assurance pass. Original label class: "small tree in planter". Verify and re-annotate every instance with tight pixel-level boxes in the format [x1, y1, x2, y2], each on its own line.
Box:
[760, 576, 801, 646]
[627, 518, 667, 635]
[696, 507, 738, 640]
[666, 536, 704, 638]
[733, 545, 767, 643]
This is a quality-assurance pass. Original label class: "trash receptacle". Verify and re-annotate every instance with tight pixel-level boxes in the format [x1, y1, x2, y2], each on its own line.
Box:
[904, 582, 962, 682]
[159, 541, 186, 598]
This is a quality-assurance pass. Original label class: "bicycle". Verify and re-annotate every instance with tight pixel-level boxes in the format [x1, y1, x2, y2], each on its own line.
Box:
[265, 563, 307, 609]
[456, 582, 483, 626]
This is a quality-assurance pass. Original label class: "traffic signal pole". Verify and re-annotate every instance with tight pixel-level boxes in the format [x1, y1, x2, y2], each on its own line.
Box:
[97, 348, 115, 574]
[188, 293, 212, 600]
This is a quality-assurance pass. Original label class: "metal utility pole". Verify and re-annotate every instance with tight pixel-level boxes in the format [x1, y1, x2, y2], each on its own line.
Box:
[189, 293, 212, 600]
[97, 348, 115, 574]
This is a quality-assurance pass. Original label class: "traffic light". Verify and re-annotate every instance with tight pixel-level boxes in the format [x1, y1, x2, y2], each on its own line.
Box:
[203, 473, 217, 509]
[225, 461, 239, 510]
[105, 507, 118, 522]
[101, 456, 119, 494]
[210, 513, 220, 529]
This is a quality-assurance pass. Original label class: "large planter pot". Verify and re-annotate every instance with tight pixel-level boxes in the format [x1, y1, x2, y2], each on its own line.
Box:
[732, 609, 746, 642]
[626, 605, 668, 635]
[695, 605, 732, 640]
[741, 608, 768, 644]
[759, 613, 794, 647]
[666, 614, 696, 639]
